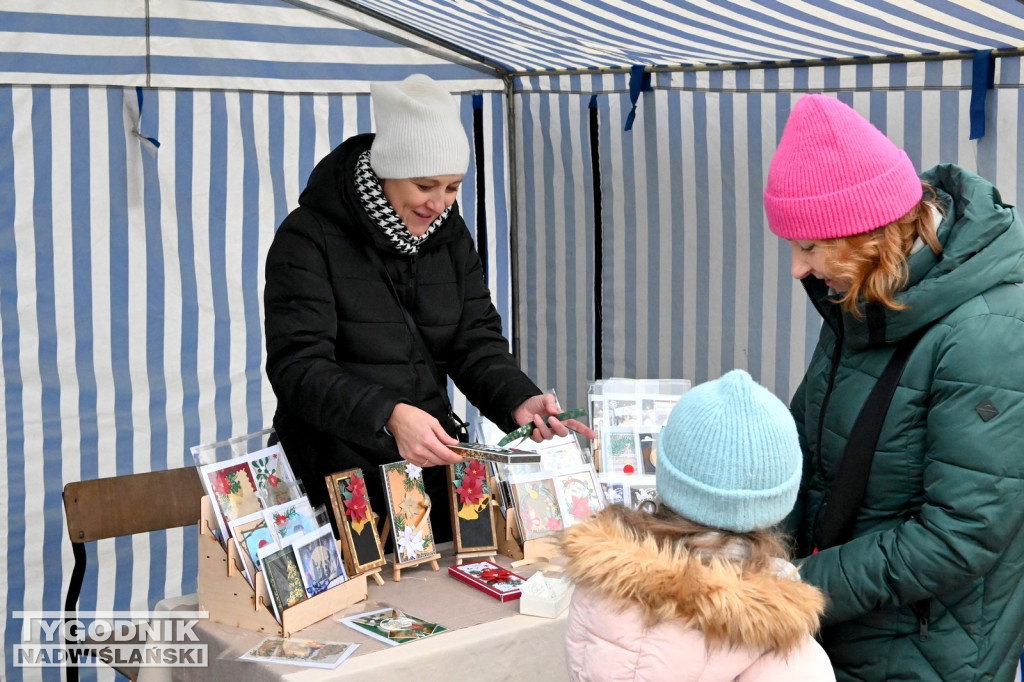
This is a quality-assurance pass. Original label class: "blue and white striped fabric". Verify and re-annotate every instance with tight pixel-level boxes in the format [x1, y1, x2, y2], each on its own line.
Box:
[5, 3, 1024, 682]
[0, 0, 502, 91]
[346, 0, 1024, 74]
[514, 56, 1024, 413]
[0, 85, 510, 681]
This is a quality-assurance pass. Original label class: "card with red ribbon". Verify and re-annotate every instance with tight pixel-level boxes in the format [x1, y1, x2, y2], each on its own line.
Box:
[447, 560, 527, 602]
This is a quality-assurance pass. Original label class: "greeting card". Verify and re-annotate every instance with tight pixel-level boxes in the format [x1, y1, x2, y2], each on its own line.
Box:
[448, 560, 526, 602]
[447, 459, 497, 553]
[508, 474, 563, 541]
[380, 461, 440, 565]
[290, 524, 348, 597]
[326, 468, 387, 575]
[555, 466, 604, 527]
[338, 608, 447, 646]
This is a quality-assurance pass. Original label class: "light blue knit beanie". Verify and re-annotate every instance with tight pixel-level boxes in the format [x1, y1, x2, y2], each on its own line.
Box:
[655, 369, 802, 532]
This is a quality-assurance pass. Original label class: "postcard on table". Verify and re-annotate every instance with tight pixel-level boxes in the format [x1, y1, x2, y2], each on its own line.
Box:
[339, 607, 448, 646]
[239, 636, 359, 669]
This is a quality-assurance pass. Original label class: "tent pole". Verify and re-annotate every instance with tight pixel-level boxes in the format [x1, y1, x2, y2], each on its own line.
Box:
[504, 74, 522, 361]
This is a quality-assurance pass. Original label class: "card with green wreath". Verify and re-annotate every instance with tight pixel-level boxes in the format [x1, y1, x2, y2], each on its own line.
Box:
[338, 607, 447, 646]
[508, 473, 564, 541]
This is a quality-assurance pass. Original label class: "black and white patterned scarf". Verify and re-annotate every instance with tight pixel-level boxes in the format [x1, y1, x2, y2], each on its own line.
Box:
[355, 151, 450, 255]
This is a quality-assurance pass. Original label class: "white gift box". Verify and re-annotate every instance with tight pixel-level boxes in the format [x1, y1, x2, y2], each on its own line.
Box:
[518, 572, 573, 618]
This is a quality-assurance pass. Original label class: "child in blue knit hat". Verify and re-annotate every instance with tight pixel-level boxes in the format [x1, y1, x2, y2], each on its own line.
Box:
[561, 369, 835, 681]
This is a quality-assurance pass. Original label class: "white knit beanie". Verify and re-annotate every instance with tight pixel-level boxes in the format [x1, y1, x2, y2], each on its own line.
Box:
[369, 74, 470, 180]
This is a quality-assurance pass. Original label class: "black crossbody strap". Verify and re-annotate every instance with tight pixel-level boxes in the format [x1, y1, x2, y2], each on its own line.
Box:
[815, 325, 930, 551]
[361, 243, 462, 424]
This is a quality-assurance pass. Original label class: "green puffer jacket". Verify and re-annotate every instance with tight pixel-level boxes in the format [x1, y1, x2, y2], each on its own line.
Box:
[786, 164, 1024, 681]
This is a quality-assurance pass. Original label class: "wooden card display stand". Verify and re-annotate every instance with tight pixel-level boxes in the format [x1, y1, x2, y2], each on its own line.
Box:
[493, 505, 561, 565]
[198, 497, 368, 638]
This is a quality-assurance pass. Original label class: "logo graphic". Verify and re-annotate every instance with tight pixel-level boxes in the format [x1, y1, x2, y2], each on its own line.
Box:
[14, 611, 209, 668]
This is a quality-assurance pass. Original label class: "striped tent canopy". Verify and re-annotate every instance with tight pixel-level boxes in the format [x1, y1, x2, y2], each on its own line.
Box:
[0, 0, 500, 91]
[5, 3, 1024, 682]
[342, 0, 1024, 74]
[4, 1, 1024, 87]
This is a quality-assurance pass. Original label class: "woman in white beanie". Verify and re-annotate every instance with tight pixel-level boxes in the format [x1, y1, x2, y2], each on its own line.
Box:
[561, 369, 835, 682]
[263, 74, 593, 535]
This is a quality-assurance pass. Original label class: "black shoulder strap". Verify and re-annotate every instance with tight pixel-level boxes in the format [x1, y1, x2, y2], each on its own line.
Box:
[360, 243, 458, 419]
[814, 326, 930, 551]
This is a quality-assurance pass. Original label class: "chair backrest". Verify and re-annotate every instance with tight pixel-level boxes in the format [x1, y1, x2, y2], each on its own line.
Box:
[62, 466, 206, 682]
[63, 466, 205, 544]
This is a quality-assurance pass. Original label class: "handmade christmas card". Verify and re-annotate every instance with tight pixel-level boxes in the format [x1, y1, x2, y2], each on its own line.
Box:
[447, 560, 526, 602]
[326, 468, 387, 575]
[447, 459, 497, 553]
[380, 461, 440, 566]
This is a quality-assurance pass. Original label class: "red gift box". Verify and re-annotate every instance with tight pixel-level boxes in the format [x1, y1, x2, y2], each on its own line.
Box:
[447, 560, 526, 602]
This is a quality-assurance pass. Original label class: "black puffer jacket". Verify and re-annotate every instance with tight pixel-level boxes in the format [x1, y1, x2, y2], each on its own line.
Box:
[264, 133, 539, 512]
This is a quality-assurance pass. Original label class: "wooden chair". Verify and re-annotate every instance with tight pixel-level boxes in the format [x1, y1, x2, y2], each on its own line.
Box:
[62, 466, 205, 681]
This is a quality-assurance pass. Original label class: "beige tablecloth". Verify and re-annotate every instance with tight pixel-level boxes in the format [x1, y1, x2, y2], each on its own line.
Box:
[140, 547, 570, 682]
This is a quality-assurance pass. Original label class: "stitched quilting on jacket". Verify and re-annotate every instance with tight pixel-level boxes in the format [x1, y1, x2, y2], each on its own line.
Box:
[263, 133, 539, 508]
[561, 506, 835, 682]
[787, 164, 1024, 681]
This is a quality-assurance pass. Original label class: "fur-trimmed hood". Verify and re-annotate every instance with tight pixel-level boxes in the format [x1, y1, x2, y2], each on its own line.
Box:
[561, 506, 825, 655]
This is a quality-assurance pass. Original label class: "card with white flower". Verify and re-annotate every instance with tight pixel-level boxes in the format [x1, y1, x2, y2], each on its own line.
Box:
[379, 461, 441, 578]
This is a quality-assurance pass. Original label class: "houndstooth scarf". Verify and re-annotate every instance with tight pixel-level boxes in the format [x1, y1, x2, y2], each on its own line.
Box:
[355, 151, 450, 255]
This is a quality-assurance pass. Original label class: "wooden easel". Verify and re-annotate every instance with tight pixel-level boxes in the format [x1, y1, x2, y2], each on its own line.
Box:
[363, 566, 386, 586]
[453, 549, 498, 565]
[379, 516, 440, 582]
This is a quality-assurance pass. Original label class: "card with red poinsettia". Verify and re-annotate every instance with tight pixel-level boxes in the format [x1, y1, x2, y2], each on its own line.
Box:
[325, 468, 387, 576]
[447, 459, 498, 553]
[447, 560, 526, 602]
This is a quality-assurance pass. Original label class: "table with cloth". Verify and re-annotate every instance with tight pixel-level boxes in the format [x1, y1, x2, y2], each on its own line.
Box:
[137, 544, 570, 682]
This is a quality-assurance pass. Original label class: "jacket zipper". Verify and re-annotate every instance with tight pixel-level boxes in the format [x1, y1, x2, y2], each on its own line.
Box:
[814, 310, 843, 474]
[806, 282, 842, 553]
[909, 599, 930, 641]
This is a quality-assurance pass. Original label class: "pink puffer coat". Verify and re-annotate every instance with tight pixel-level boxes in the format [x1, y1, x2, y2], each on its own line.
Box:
[561, 506, 835, 682]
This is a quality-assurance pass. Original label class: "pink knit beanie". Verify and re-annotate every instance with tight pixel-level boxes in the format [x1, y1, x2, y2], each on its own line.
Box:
[763, 94, 923, 241]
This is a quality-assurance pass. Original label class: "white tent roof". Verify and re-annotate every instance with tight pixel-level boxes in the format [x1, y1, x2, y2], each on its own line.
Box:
[342, 0, 1024, 73]
[3, 0, 1023, 91]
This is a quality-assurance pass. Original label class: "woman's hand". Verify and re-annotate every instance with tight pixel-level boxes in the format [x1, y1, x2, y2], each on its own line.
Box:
[386, 403, 464, 467]
[512, 394, 597, 442]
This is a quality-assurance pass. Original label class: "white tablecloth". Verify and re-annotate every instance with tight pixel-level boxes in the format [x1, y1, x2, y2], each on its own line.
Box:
[139, 547, 569, 682]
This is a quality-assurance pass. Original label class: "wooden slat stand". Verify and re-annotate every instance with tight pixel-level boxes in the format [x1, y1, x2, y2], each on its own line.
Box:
[494, 506, 562, 566]
[198, 497, 368, 637]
